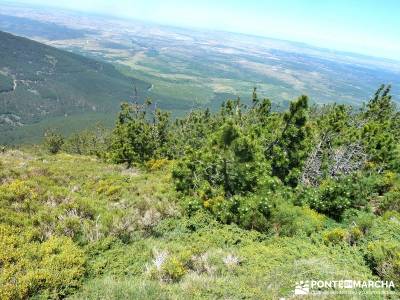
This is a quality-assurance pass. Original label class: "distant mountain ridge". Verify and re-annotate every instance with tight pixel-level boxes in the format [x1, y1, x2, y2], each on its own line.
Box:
[0, 30, 150, 142]
[0, 14, 95, 40]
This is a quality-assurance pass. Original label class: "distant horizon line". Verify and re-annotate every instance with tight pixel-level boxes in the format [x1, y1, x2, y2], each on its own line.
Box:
[1, 0, 400, 64]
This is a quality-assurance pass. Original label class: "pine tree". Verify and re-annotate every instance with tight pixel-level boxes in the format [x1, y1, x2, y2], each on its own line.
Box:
[362, 85, 398, 170]
[269, 95, 310, 187]
[109, 101, 156, 167]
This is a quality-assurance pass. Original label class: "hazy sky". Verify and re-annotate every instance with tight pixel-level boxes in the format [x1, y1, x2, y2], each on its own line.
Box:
[5, 0, 400, 60]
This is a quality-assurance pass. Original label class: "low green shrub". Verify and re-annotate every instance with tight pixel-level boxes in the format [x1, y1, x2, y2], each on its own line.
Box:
[69, 276, 166, 300]
[0, 226, 86, 299]
[270, 203, 326, 237]
[379, 188, 400, 213]
[299, 174, 377, 220]
[342, 209, 375, 234]
[162, 257, 186, 282]
[0, 179, 37, 204]
[63, 125, 109, 158]
[44, 130, 65, 154]
[206, 194, 272, 232]
[362, 214, 400, 243]
[323, 227, 350, 245]
[365, 240, 400, 287]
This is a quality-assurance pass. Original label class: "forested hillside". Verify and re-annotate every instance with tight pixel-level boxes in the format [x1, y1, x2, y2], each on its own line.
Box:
[1, 85, 400, 299]
[0, 30, 150, 143]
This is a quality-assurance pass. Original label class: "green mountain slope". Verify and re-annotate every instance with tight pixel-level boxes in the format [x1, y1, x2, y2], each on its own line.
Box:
[0, 30, 150, 143]
[0, 149, 384, 299]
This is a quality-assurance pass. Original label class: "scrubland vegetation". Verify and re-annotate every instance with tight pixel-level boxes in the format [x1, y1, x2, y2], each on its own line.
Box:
[1, 85, 400, 299]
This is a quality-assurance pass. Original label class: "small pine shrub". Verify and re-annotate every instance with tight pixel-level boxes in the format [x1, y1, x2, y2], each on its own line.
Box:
[379, 188, 400, 213]
[44, 130, 64, 154]
[303, 174, 376, 220]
